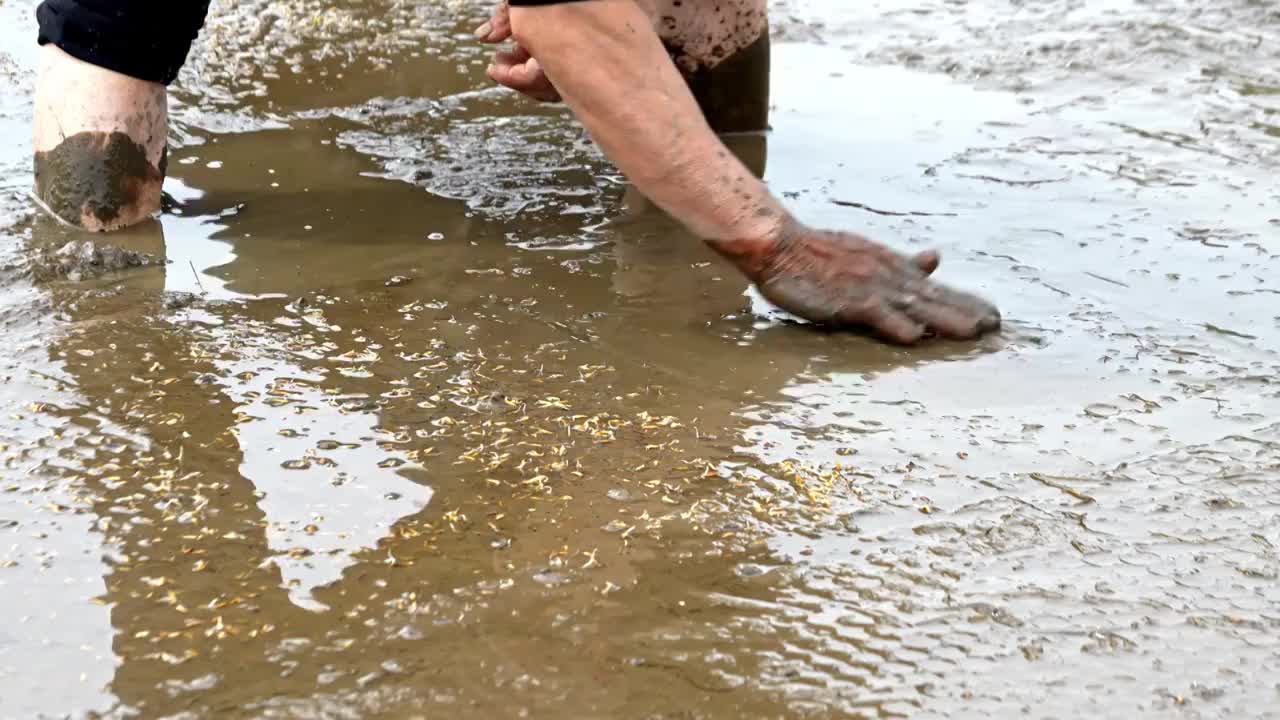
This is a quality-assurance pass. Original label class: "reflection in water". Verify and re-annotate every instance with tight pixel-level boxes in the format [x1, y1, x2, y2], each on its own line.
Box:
[2, 0, 1280, 718]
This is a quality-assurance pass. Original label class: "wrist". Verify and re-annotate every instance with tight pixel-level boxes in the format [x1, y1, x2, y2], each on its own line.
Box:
[705, 211, 802, 279]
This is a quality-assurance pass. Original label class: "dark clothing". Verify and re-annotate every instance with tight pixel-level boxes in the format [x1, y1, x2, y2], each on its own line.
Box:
[36, 0, 211, 85]
[33, 0, 765, 134]
[33, 0, 581, 85]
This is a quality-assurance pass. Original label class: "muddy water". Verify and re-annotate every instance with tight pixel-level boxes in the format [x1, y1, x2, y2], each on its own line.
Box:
[2, 0, 1279, 718]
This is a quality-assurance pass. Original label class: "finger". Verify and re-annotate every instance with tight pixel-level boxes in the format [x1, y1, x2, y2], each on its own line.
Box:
[487, 67, 559, 101]
[475, 2, 512, 42]
[486, 61, 510, 86]
[493, 45, 531, 67]
[507, 56, 543, 87]
[902, 299, 984, 338]
[487, 48, 531, 88]
[489, 60, 537, 92]
[517, 57, 560, 100]
[911, 249, 940, 275]
[925, 282, 1002, 333]
[845, 299, 926, 344]
[495, 56, 559, 100]
[903, 290, 1001, 338]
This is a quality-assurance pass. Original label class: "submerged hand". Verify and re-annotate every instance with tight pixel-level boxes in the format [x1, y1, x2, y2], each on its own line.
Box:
[476, 2, 562, 103]
[710, 222, 1001, 343]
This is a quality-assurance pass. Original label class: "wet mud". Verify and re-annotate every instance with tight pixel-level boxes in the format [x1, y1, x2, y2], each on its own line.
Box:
[2, 0, 1279, 718]
[28, 238, 162, 282]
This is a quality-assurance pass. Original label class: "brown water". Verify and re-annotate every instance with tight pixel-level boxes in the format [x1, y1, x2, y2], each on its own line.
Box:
[2, 0, 1279, 718]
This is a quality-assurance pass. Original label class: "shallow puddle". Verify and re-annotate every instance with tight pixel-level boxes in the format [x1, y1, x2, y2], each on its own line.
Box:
[1, 1, 1278, 718]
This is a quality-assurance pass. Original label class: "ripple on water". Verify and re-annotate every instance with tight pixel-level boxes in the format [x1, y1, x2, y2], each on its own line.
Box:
[2, 0, 1280, 718]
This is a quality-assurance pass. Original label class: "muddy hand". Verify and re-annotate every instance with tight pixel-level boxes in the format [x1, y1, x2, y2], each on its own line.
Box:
[711, 223, 1001, 343]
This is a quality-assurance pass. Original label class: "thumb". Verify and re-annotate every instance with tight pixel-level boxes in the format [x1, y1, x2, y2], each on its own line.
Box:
[475, 1, 512, 42]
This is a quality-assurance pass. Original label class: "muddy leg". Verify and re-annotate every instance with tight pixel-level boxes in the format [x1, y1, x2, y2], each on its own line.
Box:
[32, 0, 209, 231]
[32, 45, 168, 232]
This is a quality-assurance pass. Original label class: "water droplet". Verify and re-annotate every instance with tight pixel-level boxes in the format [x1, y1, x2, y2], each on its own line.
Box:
[395, 625, 424, 641]
[532, 570, 569, 587]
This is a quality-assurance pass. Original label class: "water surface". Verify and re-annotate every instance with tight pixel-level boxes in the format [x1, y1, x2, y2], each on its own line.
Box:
[1, 1, 1278, 718]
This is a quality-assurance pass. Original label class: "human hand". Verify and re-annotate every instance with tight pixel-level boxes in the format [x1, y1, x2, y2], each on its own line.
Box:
[709, 221, 1001, 343]
[475, 2, 562, 103]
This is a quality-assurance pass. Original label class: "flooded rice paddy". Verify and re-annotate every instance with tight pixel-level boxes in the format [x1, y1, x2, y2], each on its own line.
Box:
[1, 0, 1279, 717]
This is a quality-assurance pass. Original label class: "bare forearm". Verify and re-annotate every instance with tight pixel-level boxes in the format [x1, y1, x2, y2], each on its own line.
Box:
[510, 0, 787, 249]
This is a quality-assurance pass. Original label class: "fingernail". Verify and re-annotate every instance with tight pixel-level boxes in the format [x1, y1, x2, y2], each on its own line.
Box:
[474, 21, 492, 39]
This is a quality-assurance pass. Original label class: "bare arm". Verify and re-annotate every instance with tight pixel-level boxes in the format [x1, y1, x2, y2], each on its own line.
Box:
[497, 0, 1001, 343]
[507, 0, 782, 255]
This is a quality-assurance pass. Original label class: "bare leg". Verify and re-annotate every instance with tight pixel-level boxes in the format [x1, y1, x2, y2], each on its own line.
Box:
[32, 44, 168, 232]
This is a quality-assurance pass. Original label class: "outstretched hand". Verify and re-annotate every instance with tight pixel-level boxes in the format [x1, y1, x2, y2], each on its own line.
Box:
[475, 2, 562, 103]
[709, 223, 1001, 343]
[473, 2, 1000, 344]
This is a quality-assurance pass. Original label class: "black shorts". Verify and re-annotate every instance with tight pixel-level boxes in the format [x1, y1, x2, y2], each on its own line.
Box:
[34, 0, 585, 86]
[36, 0, 212, 85]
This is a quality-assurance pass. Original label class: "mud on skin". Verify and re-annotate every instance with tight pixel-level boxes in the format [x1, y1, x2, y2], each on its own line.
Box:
[709, 215, 1002, 342]
[33, 130, 164, 231]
